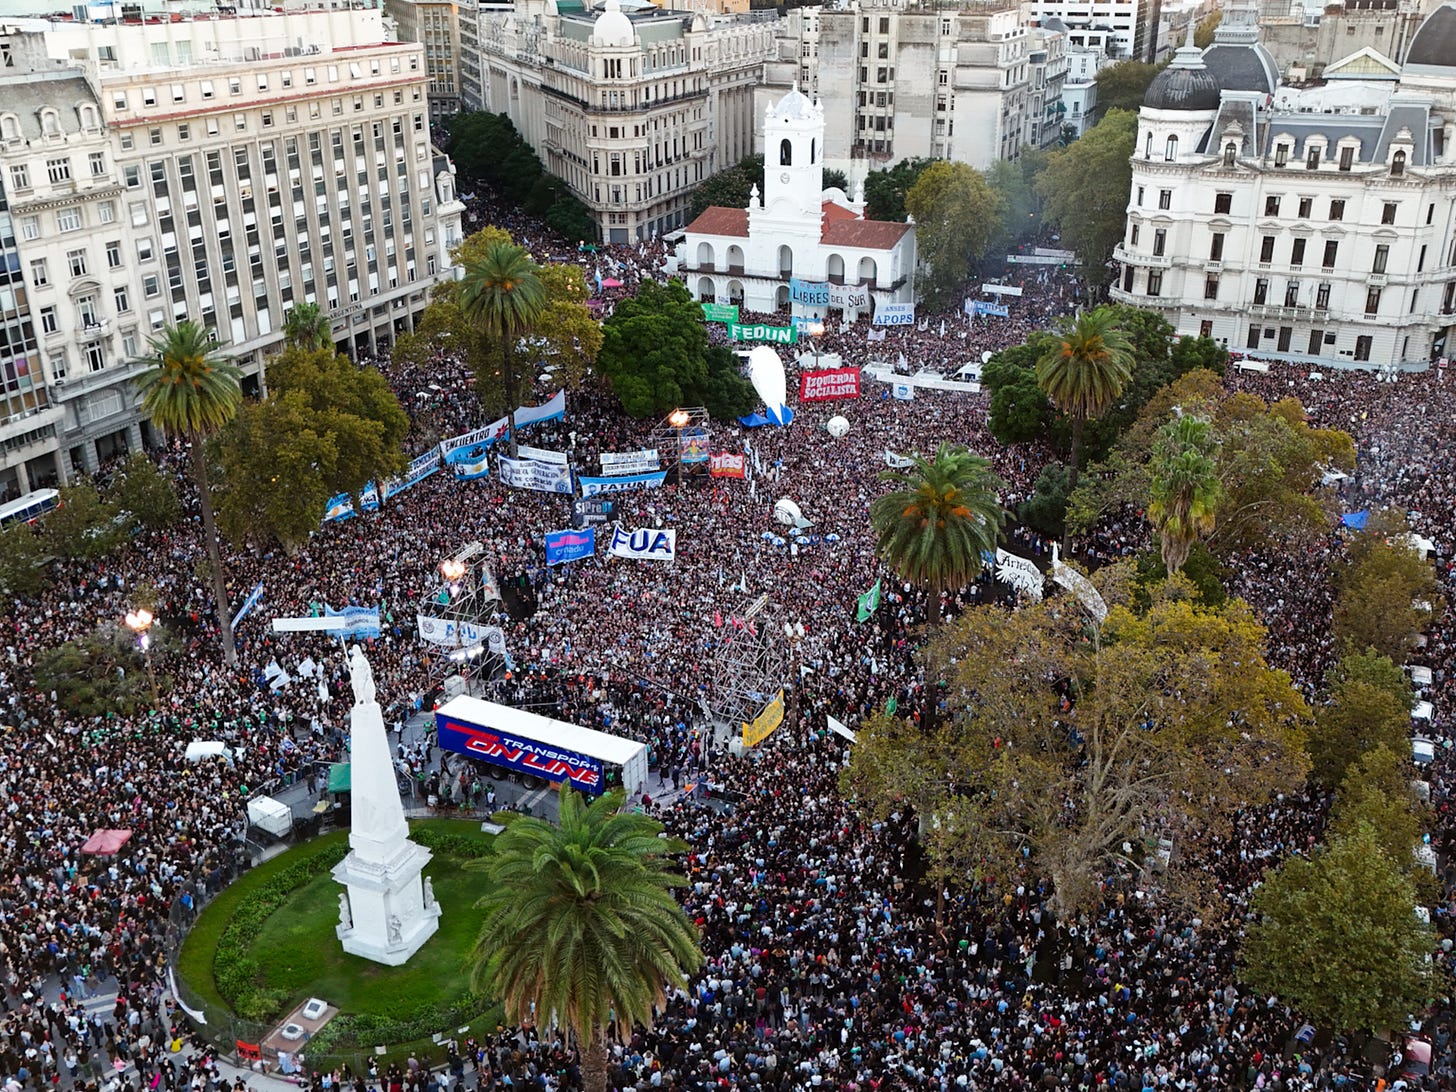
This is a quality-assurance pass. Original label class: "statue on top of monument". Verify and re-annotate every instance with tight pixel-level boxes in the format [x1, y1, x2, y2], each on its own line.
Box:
[349, 644, 376, 707]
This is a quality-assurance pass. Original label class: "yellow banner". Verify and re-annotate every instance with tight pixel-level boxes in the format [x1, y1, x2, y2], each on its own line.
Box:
[741, 690, 785, 748]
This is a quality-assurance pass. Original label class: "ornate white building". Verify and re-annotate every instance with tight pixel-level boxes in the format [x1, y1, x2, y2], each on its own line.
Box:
[680, 89, 915, 318]
[1110, 4, 1456, 370]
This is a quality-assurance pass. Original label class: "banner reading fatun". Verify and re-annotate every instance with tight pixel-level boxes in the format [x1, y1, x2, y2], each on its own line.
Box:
[729, 322, 798, 346]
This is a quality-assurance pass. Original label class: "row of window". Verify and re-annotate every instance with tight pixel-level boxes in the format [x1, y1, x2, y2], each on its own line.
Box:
[7, 152, 107, 193]
[116, 55, 421, 113]
[1126, 263, 1420, 318]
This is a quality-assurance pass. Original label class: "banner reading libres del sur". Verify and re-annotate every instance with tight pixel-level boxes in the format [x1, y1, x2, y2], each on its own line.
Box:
[729, 322, 797, 346]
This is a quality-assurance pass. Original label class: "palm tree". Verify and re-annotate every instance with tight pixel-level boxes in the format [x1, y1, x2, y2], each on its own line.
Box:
[459, 242, 547, 456]
[869, 442, 1007, 596]
[1034, 307, 1135, 550]
[132, 321, 243, 665]
[1147, 414, 1221, 574]
[282, 301, 332, 352]
[468, 785, 703, 1092]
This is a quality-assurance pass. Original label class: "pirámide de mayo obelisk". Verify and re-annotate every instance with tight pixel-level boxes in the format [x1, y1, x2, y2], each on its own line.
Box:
[334, 645, 440, 965]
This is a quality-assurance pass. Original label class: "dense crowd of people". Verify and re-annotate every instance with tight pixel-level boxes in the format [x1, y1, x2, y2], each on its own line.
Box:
[0, 182, 1453, 1092]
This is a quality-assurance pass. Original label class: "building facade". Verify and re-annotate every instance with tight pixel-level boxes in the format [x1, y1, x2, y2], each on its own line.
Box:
[1027, 25, 1069, 150]
[757, 0, 1033, 179]
[0, 8, 464, 496]
[1258, 0, 1441, 81]
[472, 0, 774, 243]
[386, 0, 462, 119]
[1024, 0, 1151, 59]
[681, 89, 915, 317]
[1110, 5, 1456, 370]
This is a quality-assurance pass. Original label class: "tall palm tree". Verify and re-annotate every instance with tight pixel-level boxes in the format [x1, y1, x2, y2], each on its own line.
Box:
[1035, 307, 1135, 550]
[459, 242, 547, 456]
[132, 321, 243, 665]
[869, 442, 1007, 595]
[468, 786, 703, 1092]
[282, 301, 332, 352]
[1147, 414, 1221, 574]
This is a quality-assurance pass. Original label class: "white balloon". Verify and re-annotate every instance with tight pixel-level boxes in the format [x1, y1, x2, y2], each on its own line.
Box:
[747, 345, 789, 424]
[773, 498, 802, 527]
[826, 415, 850, 438]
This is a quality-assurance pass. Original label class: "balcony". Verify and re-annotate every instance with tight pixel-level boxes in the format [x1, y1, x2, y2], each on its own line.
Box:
[1204, 260, 1223, 272]
[82, 318, 112, 337]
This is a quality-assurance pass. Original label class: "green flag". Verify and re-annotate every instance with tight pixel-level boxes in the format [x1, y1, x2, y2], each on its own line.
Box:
[856, 579, 882, 623]
[886, 695, 898, 715]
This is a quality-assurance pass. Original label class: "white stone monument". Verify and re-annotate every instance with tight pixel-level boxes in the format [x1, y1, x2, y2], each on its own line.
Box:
[333, 645, 441, 965]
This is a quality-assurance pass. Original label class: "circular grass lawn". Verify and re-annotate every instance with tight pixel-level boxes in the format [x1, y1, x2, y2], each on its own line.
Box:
[180, 820, 494, 1030]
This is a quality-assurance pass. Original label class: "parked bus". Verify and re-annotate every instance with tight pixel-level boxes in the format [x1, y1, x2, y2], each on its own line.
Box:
[0, 488, 59, 528]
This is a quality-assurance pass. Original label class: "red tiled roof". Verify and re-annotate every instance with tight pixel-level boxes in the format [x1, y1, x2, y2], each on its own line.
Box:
[820, 200, 858, 226]
[821, 218, 913, 251]
[685, 206, 749, 237]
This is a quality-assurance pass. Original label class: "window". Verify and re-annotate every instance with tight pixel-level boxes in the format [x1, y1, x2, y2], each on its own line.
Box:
[1329, 199, 1344, 221]
[1209, 232, 1225, 261]
[1130, 223, 1140, 247]
[1338, 145, 1354, 171]
[89, 151, 105, 178]
[113, 91, 128, 110]
[1260, 236, 1276, 263]
[178, 123, 189, 141]
[1152, 229, 1166, 257]
[1164, 135, 1178, 161]
[45, 157, 72, 184]
[39, 307, 58, 334]
[1316, 282, 1331, 310]
[1291, 238, 1306, 267]
[1275, 144, 1289, 167]
[143, 274, 160, 298]
[1254, 278, 1269, 305]
[85, 344, 104, 373]
[57, 207, 81, 232]
[1158, 189, 1171, 210]
[142, 87, 157, 107]
[137, 238, 154, 262]
[1223, 143, 1235, 167]
[1298, 197, 1313, 219]
[149, 128, 162, 147]
[9, 164, 28, 190]
[1365, 288, 1381, 314]
[1284, 281, 1300, 307]
[1247, 325, 1260, 350]
[29, 259, 47, 286]
[1204, 275, 1219, 300]
[98, 200, 115, 225]
[1265, 195, 1281, 216]
[67, 249, 88, 277]
[19, 216, 38, 241]
[1214, 192, 1232, 214]
[229, 77, 241, 95]
[1354, 335, 1372, 362]
[1391, 150, 1407, 177]
[1373, 244, 1389, 274]
[1306, 145, 1321, 170]
[1147, 271, 1162, 296]
[1136, 186, 1144, 206]
[1381, 202, 1397, 225]
[106, 241, 122, 269]
[114, 286, 130, 313]
[201, 80, 214, 99]
[1322, 241, 1338, 268]
[78, 296, 98, 327]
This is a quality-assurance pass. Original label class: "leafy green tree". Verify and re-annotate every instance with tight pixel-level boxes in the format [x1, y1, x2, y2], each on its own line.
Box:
[1333, 511, 1442, 663]
[1036, 307, 1134, 546]
[33, 622, 175, 717]
[1018, 462, 1071, 541]
[1329, 744, 1429, 877]
[468, 786, 704, 1092]
[460, 242, 547, 455]
[214, 392, 341, 554]
[905, 161, 1003, 308]
[282, 301, 332, 351]
[985, 156, 1044, 251]
[1037, 109, 1137, 281]
[687, 155, 764, 220]
[1194, 11, 1222, 48]
[132, 321, 243, 665]
[1093, 60, 1165, 119]
[41, 480, 129, 560]
[1130, 543, 1227, 608]
[0, 522, 51, 600]
[983, 335, 1057, 445]
[542, 187, 597, 244]
[845, 586, 1311, 914]
[869, 442, 1006, 595]
[822, 168, 850, 192]
[863, 158, 932, 221]
[1147, 415, 1221, 573]
[108, 453, 182, 531]
[1308, 650, 1416, 788]
[1240, 822, 1434, 1033]
[598, 279, 754, 419]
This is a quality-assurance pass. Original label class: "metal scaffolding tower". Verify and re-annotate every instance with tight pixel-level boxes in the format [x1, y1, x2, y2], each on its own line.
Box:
[709, 593, 790, 729]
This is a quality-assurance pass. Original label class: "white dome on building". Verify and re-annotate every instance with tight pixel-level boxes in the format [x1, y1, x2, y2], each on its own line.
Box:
[592, 0, 635, 47]
[770, 86, 820, 121]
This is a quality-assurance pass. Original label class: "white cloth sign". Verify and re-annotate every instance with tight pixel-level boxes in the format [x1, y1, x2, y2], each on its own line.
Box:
[884, 450, 915, 469]
[1050, 545, 1108, 622]
[994, 548, 1044, 600]
[830, 283, 870, 310]
[892, 382, 915, 401]
[516, 444, 569, 466]
[416, 615, 508, 653]
[600, 449, 661, 475]
[498, 455, 574, 494]
[873, 303, 915, 326]
[608, 526, 677, 562]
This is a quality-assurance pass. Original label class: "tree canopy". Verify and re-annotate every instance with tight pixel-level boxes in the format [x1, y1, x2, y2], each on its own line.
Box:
[598, 279, 755, 420]
[687, 155, 765, 220]
[844, 582, 1311, 914]
[905, 161, 1003, 308]
[1239, 822, 1434, 1033]
[1093, 61, 1165, 119]
[863, 158, 933, 222]
[41, 480, 129, 561]
[1332, 510, 1442, 663]
[1037, 109, 1137, 282]
[1308, 649, 1415, 789]
[107, 453, 182, 531]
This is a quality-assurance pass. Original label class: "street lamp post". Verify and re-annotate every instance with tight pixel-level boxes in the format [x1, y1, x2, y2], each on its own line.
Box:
[808, 322, 825, 369]
[124, 608, 159, 706]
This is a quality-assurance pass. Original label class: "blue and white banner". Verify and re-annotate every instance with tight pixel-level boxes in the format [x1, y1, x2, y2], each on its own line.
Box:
[383, 449, 443, 499]
[324, 605, 381, 639]
[873, 303, 916, 326]
[453, 454, 491, 480]
[578, 471, 668, 497]
[608, 526, 677, 562]
[513, 389, 566, 430]
[830, 283, 870, 310]
[517, 444, 569, 466]
[972, 300, 1010, 318]
[892, 382, 915, 401]
[499, 454, 574, 494]
[323, 493, 356, 522]
[440, 416, 511, 462]
[789, 278, 830, 306]
[416, 615, 507, 652]
[600, 449, 660, 475]
[230, 581, 265, 630]
[545, 527, 597, 566]
[790, 315, 821, 333]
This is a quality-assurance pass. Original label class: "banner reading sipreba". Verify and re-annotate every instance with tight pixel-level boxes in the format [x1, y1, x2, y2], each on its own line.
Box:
[799, 367, 861, 402]
[729, 322, 798, 345]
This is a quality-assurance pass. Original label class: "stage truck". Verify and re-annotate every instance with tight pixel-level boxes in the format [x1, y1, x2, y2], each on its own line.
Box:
[434, 695, 649, 799]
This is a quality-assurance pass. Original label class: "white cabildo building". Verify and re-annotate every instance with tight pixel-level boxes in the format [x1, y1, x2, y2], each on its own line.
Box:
[1111, 3, 1456, 370]
[680, 88, 916, 318]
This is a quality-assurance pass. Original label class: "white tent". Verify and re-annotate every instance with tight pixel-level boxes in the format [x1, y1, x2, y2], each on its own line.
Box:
[1412, 700, 1435, 721]
[184, 740, 234, 765]
[1410, 665, 1434, 687]
[1412, 737, 1437, 765]
[246, 796, 294, 837]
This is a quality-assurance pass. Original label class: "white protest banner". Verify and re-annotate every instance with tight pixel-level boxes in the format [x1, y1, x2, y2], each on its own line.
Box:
[600, 449, 660, 475]
[1050, 545, 1108, 623]
[516, 444, 569, 466]
[513, 389, 566, 429]
[826, 715, 857, 744]
[578, 471, 668, 497]
[892, 382, 914, 401]
[981, 283, 1024, 297]
[830, 283, 870, 310]
[416, 615, 508, 653]
[498, 454, 574, 494]
[873, 303, 916, 327]
[994, 548, 1044, 600]
[884, 450, 915, 469]
[608, 526, 677, 562]
[439, 417, 510, 460]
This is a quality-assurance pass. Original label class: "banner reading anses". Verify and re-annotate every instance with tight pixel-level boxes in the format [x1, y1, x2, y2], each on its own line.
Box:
[799, 367, 861, 402]
[742, 690, 785, 748]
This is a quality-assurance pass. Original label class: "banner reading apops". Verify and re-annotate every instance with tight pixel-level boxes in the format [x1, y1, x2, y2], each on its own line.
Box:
[545, 527, 597, 566]
[873, 303, 916, 326]
[729, 322, 798, 345]
[498, 455, 574, 494]
[709, 452, 746, 478]
[742, 690, 785, 748]
[799, 367, 861, 402]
